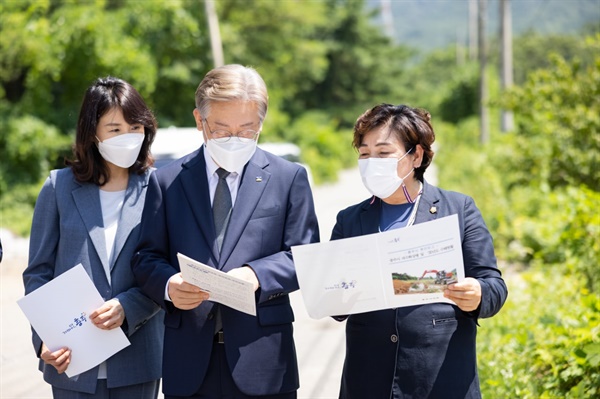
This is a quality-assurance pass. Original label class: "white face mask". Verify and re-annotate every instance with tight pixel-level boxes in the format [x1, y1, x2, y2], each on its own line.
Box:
[205, 138, 257, 172]
[97, 133, 144, 168]
[358, 149, 413, 199]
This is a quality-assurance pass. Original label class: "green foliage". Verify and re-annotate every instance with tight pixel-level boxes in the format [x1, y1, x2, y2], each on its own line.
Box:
[395, 48, 463, 117]
[219, 0, 330, 107]
[0, 113, 70, 235]
[287, 0, 412, 127]
[559, 186, 600, 294]
[0, 0, 160, 132]
[284, 111, 356, 184]
[508, 32, 598, 85]
[0, 181, 43, 237]
[439, 36, 599, 287]
[391, 273, 412, 281]
[1, 0, 391, 233]
[500, 40, 600, 192]
[498, 185, 600, 293]
[437, 64, 479, 124]
[0, 113, 71, 191]
[434, 117, 509, 239]
[118, 0, 208, 127]
[435, 36, 600, 397]
[478, 267, 600, 399]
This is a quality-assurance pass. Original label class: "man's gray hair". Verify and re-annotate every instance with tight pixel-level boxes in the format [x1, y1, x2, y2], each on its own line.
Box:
[195, 64, 268, 122]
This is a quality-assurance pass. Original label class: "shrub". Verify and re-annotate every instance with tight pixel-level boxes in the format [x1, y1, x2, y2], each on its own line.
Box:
[478, 266, 600, 398]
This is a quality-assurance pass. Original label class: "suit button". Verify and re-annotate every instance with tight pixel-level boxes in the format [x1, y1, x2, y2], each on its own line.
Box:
[390, 334, 398, 343]
[207, 313, 214, 320]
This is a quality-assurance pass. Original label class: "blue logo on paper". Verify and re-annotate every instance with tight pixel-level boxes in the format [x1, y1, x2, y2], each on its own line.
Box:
[325, 280, 357, 290]
[62, 312, 88, 335]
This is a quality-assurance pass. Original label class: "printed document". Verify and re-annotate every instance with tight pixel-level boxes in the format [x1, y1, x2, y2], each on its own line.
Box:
[17, 264, 130, 377]
[177, 253, 257, 316]
[292, 215, 465, 319]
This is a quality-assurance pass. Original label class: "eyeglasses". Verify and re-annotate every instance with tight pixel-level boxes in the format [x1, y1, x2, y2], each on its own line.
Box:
[202, 119, 259, 143]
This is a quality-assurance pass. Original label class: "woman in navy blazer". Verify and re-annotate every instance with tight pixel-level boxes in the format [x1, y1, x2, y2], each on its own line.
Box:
[23, 77, 164, 398]
[332, 104, 507, 399]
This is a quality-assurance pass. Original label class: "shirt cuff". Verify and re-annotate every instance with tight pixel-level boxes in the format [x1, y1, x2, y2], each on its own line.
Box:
[164, 275, 175, 302]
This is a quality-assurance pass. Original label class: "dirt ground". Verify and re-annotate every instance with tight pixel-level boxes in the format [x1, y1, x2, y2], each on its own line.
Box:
[393, 280, 413, 294]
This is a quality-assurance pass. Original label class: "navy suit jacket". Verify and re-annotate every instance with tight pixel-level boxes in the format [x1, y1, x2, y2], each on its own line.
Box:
[332, 181, 507, 399]
[23, 168, 164, 394]
[132, 146, 319, 396]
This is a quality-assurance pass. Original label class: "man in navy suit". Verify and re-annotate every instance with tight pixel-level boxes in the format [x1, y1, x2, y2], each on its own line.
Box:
[132, 64, 319, 398]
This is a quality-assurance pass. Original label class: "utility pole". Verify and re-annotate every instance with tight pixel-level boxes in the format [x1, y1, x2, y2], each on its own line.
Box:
[478, 0, 489, 144]
[500, 0, 515, 132]
[468, 0, 477, 60]
[381, 0, 396, 42]
[204, 0, 224, 68]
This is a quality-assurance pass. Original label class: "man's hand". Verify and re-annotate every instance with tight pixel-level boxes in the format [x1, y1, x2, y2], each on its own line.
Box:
[168, 273, 210, 310]
[90, 299, 125, 330]
[444, 277, 482, 312]
[40, 343, 71, 374]
[227, 266, 260, 292]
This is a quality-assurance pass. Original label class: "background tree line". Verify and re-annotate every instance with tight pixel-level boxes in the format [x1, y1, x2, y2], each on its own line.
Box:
[1, 1, 598, 397]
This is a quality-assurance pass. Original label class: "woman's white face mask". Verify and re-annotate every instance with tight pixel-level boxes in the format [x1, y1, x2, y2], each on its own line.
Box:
[205, 137, 258, 172]
[358, 148, 413, 199]
[97, 133, 144, 168]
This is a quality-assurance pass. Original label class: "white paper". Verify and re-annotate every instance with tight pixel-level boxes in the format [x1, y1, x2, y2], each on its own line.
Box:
[177, 253, 257, 316]
[17, 264, 130, 377]
[292, 214, 465, 319]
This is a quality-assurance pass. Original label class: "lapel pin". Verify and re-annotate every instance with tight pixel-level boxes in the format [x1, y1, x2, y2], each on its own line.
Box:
[429, 206, 437, 214]
[255, 176, 263, 182]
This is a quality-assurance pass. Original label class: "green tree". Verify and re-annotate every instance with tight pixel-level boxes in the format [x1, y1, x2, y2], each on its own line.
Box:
[499, 36, 600, 192]
[297, 0, 412, 127]
[118, 0, 210, 127]
[1, 0, 417, 234]
[434, 35, 600, 398]
[0, 1, 160, 132]
[508, 32, 597, 85]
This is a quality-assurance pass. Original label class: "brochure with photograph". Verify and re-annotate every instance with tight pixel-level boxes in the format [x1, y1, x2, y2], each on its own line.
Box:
[292, 215, 465, 319]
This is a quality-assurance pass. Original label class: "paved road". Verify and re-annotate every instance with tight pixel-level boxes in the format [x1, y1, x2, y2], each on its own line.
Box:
[0, 168, 372, 399]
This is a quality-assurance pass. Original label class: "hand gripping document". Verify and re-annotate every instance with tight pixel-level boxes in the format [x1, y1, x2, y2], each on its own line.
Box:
[177, 253, 257, 316]
[292, 215, 465, 319]
[18, 264, 130, 377]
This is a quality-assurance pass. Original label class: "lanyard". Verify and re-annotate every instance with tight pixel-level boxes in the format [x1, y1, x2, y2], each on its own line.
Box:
[378, 181, 423, 232]
[405, 187, 422, 227]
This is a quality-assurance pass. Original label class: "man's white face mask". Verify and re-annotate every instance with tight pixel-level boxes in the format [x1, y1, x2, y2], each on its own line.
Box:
[205, 137, 258, 172]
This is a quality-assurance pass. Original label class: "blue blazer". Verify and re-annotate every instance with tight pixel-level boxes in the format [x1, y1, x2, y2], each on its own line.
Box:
[332, 181, 507, 399]
[132, 147, 320, 396]
[23, 168, 164, 394]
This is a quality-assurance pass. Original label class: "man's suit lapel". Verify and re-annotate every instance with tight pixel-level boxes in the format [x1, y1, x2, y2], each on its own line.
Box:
[218, 150, 270, 268]
[180, 149, 220, 262]
[111, 172, 148, 270]
[71, 182, 111, 289]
